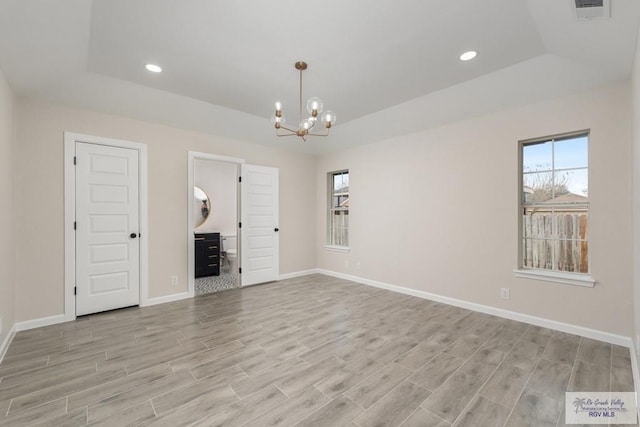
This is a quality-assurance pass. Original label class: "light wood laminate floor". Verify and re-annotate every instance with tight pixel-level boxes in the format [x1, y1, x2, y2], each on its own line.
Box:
[0, 274, 635, 426]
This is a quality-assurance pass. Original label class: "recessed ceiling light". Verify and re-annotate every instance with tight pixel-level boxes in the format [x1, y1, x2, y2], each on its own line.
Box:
[459, 51, 477, 61]
[145, 64, 162, 73]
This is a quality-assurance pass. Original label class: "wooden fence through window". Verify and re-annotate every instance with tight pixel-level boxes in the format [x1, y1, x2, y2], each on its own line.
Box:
[522, 212, 588, 273]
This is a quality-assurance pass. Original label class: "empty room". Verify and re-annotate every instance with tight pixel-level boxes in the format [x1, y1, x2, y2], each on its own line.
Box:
[1, 0, 640, 426]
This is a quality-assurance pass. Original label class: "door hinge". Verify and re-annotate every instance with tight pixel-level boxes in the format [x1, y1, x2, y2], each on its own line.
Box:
[74, 286, 77, 295]
[73, 156, 76, 165]
[238, 222, 242, 228]
[74, 221, 77, 230]
[239, 267, 242, 274]
[238, 176, 242, 183]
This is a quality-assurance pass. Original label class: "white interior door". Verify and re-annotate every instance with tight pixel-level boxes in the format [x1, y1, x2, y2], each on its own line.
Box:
[75, 142, 140, 315]
[240, 164, 279, 286]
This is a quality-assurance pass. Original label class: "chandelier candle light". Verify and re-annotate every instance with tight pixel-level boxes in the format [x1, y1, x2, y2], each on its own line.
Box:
[271, 61, 336, 141]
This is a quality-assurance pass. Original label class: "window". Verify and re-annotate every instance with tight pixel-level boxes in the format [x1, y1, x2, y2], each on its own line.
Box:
[328, 170, 349, 247]
[520, 132, 589, 276]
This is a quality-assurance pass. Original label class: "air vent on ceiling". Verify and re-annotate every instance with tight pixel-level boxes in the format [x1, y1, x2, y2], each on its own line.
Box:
[572, 0, 610, 20]
[576, 0, 602, 7]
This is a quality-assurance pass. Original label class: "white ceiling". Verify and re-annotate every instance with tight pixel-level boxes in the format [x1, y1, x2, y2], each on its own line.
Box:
[0, 0, 638, 154]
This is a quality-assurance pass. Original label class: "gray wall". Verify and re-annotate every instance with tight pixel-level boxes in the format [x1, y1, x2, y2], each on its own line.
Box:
[0, 67, 15, 350]
[13, 98, 317, 321]
[318, 82, 632, 337]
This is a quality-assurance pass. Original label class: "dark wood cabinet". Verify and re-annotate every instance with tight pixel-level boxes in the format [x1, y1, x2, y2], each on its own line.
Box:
[195, 233, 220, 278]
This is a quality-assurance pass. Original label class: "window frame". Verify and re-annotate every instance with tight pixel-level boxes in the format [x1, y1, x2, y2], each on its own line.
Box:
[326, 169, 350, 251]
[515, 130, 595, 287]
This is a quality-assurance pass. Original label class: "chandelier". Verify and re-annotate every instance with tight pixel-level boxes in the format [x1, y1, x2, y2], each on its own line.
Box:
[271, 61, 336, 141]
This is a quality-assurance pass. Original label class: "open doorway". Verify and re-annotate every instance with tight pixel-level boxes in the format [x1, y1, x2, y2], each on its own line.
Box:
[187, 152, 281, 295]
[188, 152, 243, 296]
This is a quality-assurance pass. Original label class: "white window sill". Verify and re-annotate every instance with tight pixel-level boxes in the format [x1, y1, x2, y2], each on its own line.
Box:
[514, 269, 595, 288]
[324, 245, 350, 253]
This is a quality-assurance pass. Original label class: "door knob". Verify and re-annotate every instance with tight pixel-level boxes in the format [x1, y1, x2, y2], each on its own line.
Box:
[130, 233, 138, 239]
[274, 228, 279, 232]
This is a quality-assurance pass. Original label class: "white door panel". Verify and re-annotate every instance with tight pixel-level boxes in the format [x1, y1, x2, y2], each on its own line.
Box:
[89, 243, 129, 263]
[89, 186, 129, 206]
[89, 215, 129, 235]
[76, 142, 140, 315]
[247, 215, 273, 227]
[241, 164, 279, 286]
[246, 256, 273, 270]
[89, 272, 130, 294]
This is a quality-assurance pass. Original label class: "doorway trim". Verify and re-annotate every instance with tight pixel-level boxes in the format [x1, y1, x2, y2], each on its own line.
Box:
[188, 151, 244, 296]
[64, 132, 149, 320]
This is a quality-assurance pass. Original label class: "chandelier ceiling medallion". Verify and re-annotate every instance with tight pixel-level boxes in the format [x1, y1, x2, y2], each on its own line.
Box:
[271, 61, 336, 142]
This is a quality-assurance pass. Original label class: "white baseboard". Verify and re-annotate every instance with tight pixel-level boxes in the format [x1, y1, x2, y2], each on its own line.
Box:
[144, 291, 192, 307]
[0, 323, 17, 364]
[15, 314, 68, 332]
[4, 269, 632, 364]
[4, 293, 192, 340]
[0, 314, 70, 363]
[317, 269, 632, 347]
[279, 269, 320, 280]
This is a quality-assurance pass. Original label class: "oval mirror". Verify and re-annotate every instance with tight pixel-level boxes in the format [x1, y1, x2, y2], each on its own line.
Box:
[194, 186, 211, 229]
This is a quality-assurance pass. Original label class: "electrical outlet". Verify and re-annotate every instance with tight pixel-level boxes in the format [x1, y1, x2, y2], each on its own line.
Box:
[171, 275, 178, 286]
[500, 288, 510, 300]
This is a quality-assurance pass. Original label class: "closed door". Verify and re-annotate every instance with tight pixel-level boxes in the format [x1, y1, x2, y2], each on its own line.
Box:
[240, 164, 279, 286]
[75, 142, 140, 315]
